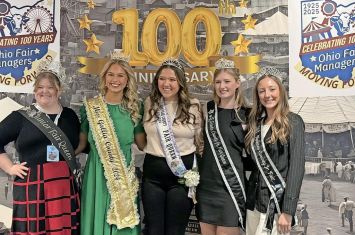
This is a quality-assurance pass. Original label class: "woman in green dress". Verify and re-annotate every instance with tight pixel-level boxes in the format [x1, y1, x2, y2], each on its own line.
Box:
[76, 51, 146, 235]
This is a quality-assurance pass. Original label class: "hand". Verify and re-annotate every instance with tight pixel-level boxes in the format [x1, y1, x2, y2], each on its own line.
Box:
[278, 213, 292, 234]
[8, 162, 29, 179]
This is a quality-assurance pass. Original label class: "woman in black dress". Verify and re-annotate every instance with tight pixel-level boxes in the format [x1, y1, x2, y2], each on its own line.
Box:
[0, 60, 81, 234]
[197, 58, 252, 235]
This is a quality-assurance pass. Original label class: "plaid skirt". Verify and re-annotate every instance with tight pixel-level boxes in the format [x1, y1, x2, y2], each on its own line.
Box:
[11, 161, 80, 235]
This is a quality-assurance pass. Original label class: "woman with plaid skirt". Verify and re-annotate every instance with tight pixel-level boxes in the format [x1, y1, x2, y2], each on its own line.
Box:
[0, 60, 81, 234]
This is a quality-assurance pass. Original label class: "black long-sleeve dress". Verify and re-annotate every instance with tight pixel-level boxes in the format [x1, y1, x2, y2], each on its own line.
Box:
[197, 104, 252, 227]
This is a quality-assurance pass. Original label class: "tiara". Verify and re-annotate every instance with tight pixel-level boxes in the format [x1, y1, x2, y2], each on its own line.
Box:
[215, 58, 235, 69]
[110, 49, 130, 63]
[161, 58, 184, 72]
[37, 59, 65, 82]
[256, 66, 284, 81]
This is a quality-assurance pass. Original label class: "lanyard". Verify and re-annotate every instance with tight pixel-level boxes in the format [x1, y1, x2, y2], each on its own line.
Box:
[34, 103, 62, 126]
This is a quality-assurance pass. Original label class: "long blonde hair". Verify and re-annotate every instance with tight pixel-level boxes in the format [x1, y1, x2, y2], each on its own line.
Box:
[213, 68, 246, 110]
[245, 74, 290, 151]
[98, 60, 141, 125]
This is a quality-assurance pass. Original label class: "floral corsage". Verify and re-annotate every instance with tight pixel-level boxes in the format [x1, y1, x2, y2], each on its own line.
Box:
[178, 168, 200, 187]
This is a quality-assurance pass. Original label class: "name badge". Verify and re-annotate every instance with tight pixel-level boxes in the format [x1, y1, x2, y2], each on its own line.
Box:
[47, 145, 59, 162]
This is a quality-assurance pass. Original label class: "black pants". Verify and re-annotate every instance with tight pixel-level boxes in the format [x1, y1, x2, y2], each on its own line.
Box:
[142, 153, 194, 235]
[346, 210, 353, 232]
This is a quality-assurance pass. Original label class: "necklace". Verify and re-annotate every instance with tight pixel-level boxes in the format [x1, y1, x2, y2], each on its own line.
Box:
[103, 97, 121, 105]
[103, 99, 121, 105]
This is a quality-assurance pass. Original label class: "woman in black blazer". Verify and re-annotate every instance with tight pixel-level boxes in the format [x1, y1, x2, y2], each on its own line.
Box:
[244, 71, 305, 235]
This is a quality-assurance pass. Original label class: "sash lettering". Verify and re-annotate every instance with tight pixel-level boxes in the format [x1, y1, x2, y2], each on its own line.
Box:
[251, 123, 286, 231]
[205, 101, 246, 228]
[18, 106, 80, 186]
[85, 96, 139, 229]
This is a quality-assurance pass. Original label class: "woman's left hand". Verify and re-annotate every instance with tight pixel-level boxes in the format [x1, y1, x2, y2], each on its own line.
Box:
[278, 212, 292, 234]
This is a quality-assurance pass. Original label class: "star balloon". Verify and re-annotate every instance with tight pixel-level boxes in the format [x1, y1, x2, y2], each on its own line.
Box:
[78, 15, 93, 30]
[83, 34, 104, 54]
[242, 15, 257, 30]
[231, 34, 251, 54]
[239, 0, 248, 8]
[87, 0, 96, 9]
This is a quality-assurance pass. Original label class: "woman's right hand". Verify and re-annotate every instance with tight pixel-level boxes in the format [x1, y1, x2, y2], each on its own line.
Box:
[8, 162, 29, 179]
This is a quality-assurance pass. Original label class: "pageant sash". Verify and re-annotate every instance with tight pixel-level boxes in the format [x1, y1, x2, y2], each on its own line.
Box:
[156, 99, 199, 202]
[205, 101, 246, 228]
[156, 99, 187, 177]
[251, 123, 286, 231]
[85, 96, 139, 229]
[18, 105, 82, 189]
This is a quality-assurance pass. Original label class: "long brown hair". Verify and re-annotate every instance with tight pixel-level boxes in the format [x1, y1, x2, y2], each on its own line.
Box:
[98, 59, 141, 125]
[245, 74, 290, 151]
[146, 65, 199, 124]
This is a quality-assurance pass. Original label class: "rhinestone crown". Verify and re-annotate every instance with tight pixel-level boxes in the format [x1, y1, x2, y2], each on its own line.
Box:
[257, 66, 283, 81]
[37, 59, 65, 82]
[110, 49, 130, 63]
[161, 58, 184, 72]
[215, 58, 235, 69]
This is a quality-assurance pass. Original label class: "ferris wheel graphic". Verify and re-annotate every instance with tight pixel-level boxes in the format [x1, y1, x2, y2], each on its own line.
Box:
[24, 6, 53, 34]
[60, 0, 86, 38]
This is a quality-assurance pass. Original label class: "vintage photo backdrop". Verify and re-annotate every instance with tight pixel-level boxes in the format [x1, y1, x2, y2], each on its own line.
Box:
[1, 0, 355, 234]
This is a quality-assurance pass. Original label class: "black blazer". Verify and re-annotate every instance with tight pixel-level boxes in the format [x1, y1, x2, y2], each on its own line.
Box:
[230, 106, 249, 149]
[229, 106, 256, 172]
[246, 112, 305, 216]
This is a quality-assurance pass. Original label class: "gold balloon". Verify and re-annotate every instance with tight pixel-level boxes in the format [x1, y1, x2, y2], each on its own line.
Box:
[142, 8, 182, 66]
[112, 9, 148, 66]
[83, 33, 104, 54]
[78, 14, 92, 30]
[242, 15, 257, 30]
[231, 34, 251, 55]
[87, 0, 96, 9]
[182, 8, 221, 66]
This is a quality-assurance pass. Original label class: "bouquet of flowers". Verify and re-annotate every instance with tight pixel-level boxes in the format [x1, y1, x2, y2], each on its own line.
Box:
[178, 168, 200, 187]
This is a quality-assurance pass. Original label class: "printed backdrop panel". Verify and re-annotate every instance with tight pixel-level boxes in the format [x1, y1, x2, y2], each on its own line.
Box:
[0, 0, 60, 93]
[289, 0, 355, 97]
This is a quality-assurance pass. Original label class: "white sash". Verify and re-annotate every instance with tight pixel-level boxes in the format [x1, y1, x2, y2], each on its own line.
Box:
[156, 98, 198, 202]
[156, 99, 187, 177]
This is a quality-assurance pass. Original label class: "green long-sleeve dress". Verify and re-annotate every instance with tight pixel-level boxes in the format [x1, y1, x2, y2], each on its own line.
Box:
[80, 103, 144, 235]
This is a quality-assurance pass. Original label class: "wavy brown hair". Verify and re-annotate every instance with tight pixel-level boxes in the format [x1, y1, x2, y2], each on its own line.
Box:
[213, 68, 246, 110]
[146, 65, 199, 124]
[98, 59, 141, 125]
[245, 74, 290, 151]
